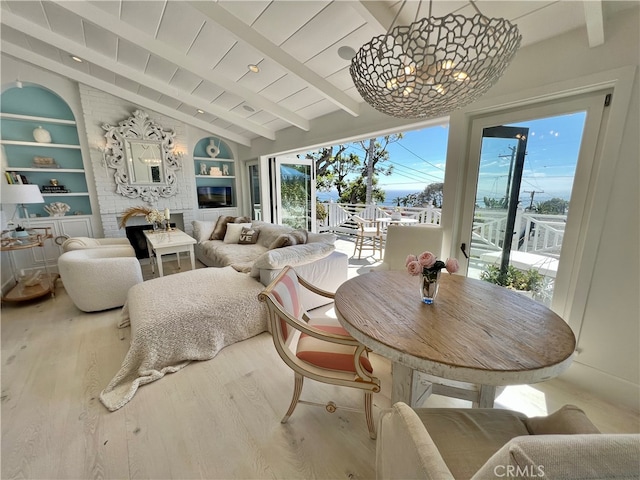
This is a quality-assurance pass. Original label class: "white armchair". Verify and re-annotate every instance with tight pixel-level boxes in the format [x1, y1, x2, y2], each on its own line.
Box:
[58, 247, 143, 312]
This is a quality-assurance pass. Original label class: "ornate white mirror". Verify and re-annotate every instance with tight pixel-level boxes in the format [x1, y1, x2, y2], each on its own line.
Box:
[103, 110, 180, 203]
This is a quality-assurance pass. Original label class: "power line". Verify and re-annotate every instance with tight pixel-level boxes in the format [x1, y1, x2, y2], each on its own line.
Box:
[395, 141, 445, 171]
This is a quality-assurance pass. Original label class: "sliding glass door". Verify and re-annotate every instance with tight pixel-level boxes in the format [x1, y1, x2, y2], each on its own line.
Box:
[272, 156, 316, 231]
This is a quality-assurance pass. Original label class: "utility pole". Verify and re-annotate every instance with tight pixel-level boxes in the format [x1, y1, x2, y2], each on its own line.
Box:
[524, 190, 544, 210]
[499, 146, 517, 206]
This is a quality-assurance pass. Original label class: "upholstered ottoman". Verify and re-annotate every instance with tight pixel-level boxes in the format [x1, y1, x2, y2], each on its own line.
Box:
[100, 266, 268, 411]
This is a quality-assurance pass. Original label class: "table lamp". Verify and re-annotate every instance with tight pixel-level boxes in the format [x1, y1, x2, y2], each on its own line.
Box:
[1, 184, 45, 231]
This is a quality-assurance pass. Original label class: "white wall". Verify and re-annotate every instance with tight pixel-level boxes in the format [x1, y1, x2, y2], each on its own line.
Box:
[77, 84, 197, 237]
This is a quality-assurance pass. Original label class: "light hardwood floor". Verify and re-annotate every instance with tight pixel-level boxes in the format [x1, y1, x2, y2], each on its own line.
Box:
[2, 258, 638, 479]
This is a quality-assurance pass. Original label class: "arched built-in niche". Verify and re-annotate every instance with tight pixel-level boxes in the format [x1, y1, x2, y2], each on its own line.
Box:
[193, 136, 236, 209]
[0, 85, 92, 217]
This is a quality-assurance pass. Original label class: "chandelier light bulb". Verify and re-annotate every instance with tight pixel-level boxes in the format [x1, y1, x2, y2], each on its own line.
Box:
[441, 59, 455, 70]
[453, 71, 469, 81]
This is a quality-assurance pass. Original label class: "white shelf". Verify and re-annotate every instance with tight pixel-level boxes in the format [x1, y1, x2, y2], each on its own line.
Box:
[42, 193, 89, 197]
[0, 140, 81, 149]
[7, 167, 85, 173]
[193, 157, 234, 163]
[195, 175, 236, 179]
[0, 113, 76, 126]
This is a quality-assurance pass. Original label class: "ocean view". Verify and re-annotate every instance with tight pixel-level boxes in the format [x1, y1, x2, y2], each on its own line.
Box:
[317, 189, 418, 207]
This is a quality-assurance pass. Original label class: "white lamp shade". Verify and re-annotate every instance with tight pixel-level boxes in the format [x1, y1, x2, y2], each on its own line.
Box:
[1, 184, 45, 204]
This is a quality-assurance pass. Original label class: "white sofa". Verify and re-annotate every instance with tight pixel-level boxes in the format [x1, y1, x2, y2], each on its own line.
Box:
[192, 219, 348, 310]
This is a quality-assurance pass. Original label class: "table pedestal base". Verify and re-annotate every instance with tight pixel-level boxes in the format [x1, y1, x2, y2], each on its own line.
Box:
[391, 363, 497, 408]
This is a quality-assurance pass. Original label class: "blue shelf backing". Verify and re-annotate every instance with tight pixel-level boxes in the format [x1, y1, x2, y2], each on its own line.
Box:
[1, 86, 75, 120]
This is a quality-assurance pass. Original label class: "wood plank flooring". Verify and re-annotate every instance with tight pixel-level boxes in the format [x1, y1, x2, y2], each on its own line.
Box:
[2, 259, 638, 479]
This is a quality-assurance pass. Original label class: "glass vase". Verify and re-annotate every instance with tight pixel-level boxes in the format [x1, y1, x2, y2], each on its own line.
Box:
[420, 269, 441, 304]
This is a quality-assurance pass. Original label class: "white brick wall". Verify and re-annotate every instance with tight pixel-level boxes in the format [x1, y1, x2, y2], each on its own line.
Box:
[77, 84, 237, 238]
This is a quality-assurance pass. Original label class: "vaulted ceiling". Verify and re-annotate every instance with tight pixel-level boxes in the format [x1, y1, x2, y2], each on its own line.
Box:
[0, 1, 632, 147]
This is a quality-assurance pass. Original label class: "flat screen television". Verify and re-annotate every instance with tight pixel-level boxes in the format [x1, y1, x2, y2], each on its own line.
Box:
[197, 186, 232, 208]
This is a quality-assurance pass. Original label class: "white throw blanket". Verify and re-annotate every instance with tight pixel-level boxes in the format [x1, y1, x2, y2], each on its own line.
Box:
[100, 267, 268, 411]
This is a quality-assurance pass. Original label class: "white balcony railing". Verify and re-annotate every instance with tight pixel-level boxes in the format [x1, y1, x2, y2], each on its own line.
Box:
[319, 203, 441, 235]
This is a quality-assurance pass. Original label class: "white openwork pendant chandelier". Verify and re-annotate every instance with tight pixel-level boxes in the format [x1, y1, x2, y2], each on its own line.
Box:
[350, 0, 522, 119]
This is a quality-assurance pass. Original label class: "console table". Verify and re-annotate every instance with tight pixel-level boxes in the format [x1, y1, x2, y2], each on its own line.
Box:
[1, 227, 58, 302]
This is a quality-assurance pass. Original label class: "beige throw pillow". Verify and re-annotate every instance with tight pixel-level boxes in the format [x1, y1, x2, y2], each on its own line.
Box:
[524, 404, 600, 434]
[223, 223, 252, 244]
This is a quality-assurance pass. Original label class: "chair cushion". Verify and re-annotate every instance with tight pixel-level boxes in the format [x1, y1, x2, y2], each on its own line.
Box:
[415, 408, 530, 480]
[297, 320, 373, 374]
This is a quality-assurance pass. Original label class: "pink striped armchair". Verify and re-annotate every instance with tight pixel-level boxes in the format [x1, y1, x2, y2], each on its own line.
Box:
[258, 266, 380, 439]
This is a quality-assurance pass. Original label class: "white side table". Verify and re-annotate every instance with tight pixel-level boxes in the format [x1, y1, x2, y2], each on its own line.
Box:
[143, 228, 197, 277]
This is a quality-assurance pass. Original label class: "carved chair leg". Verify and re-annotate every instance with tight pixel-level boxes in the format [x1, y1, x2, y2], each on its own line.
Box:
[364, 391, 376, 439]
[282, 372, 304, 424]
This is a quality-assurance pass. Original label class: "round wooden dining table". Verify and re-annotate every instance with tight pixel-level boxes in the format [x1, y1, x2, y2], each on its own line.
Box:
[334, 271, 576, 408]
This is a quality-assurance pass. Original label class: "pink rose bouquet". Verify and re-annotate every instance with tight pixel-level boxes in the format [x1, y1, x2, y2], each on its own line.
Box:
[406, 250, 460, 276]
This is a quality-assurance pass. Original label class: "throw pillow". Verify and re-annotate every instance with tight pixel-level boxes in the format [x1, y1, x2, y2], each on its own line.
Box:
[210, 215, 235, 240]
[238, 226, 259, 245]
[289, 229, 308, 245]
[234, 216, 251, 224]
[524, 404, 600, 434]
[269, 233, 291, 249]
[223, 223, 252, 244]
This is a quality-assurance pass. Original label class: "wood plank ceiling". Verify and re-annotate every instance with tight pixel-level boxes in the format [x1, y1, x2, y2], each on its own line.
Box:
[0, 0, 625, 147]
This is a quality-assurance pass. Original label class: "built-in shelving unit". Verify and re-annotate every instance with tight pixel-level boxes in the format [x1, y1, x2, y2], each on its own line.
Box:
[0, 86, 92, 218]
[193, 137, 236, 209]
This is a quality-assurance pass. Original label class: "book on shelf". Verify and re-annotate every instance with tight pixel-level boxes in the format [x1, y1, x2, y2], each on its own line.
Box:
[4, 172, 29, 184]
[41, 185, 69, 193]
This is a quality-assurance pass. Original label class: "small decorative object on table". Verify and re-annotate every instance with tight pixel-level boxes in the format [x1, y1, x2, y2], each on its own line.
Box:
[12, 225, 29, 238]
[406, 251, 459, 304]
[391, 207, 402, 221]
[200, 163, 208, 175]
[144, 208, 166, 232]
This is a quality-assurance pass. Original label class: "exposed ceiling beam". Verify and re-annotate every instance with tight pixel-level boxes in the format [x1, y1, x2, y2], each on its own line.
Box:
[0, 43, 253, 147]
[51, 0, 310, 131]
[1, 11, 276, 141]
[583, 0, 605, 47]
[188, 1, 361, 117]
[349, 1, 396, 31]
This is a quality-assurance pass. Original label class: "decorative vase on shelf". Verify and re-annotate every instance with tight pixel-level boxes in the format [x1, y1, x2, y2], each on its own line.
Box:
[420, 269, 441, 304]
[206, 138, 220, 158]
[33, 126, 52, 143]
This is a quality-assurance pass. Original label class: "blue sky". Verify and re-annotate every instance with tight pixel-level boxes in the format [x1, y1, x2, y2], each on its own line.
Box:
[314, 111, 585, 206]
